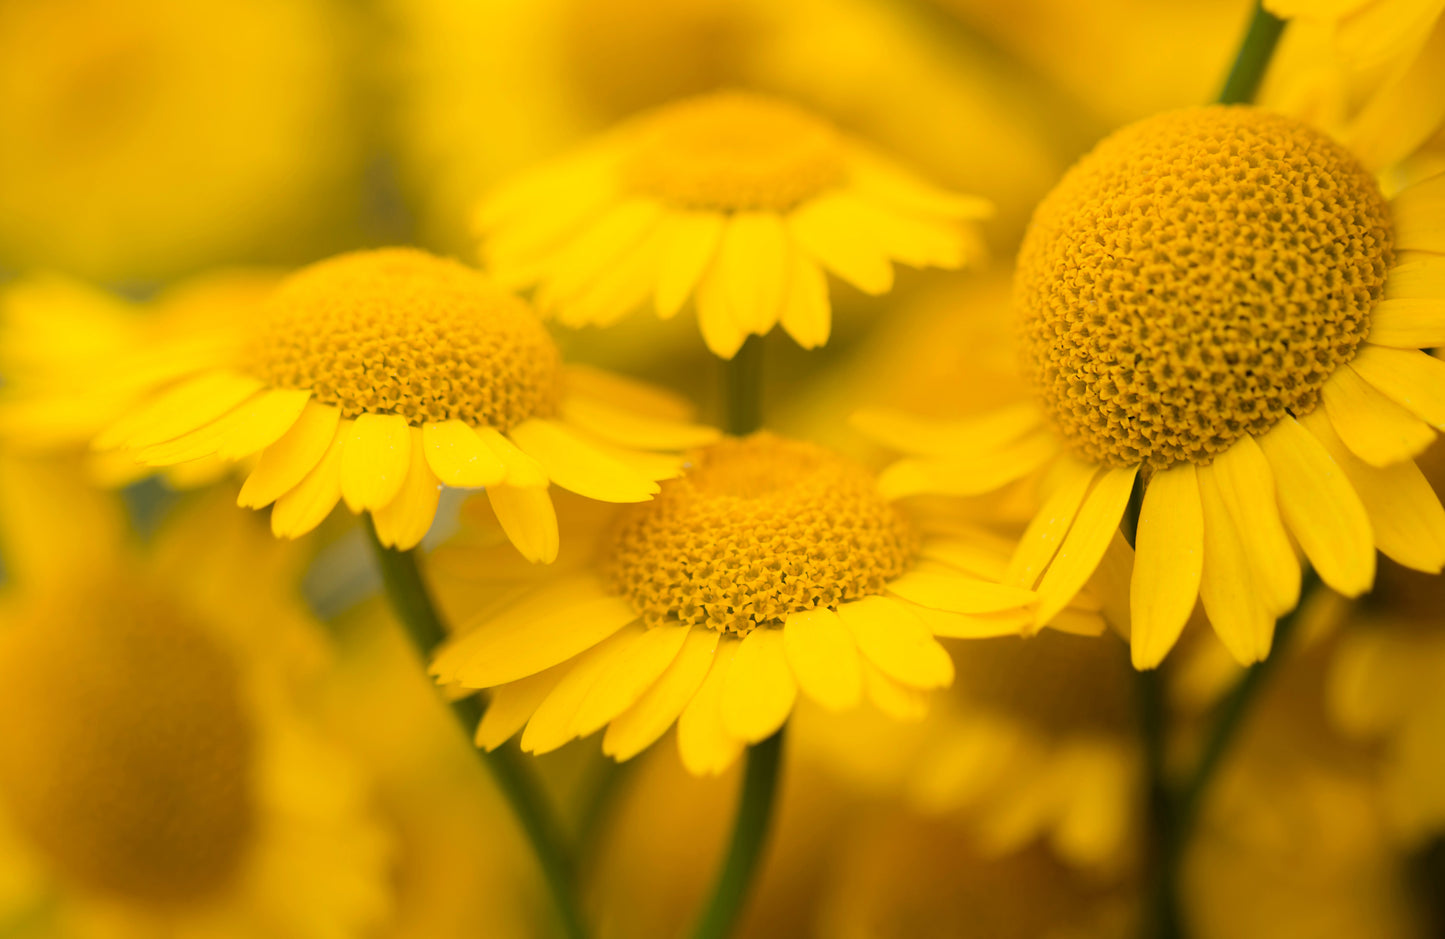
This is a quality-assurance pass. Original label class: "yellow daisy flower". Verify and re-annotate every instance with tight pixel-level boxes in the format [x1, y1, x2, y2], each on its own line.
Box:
[427, 432, 1063, 777]
[474, 90, 992, 359]
[50, 248, 715, 556]
[0, 474, 391, 939]
[864, 105, 1445, 670]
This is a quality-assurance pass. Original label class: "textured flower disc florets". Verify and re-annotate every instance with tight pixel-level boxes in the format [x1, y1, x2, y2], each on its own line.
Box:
[1017, 106, 1393, 469]
[605, 434, 917, 634]
[621, 91, 847, 212]
[247, 248, 562, 429]
[0, 582, 256, 906]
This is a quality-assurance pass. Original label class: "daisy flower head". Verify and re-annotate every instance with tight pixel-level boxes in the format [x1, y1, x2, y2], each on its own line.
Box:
[0, 486, 390, 939]
[82, 247, 717, 557]
[475, 90, 993, 359]
[865, 105, 1445, 670]
[429, 432, 1068, 777]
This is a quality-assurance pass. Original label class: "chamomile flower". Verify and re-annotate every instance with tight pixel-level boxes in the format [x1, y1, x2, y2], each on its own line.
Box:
[0, 478, 390, 939]
[429, 433, 1060, 777]
[475, 90, 991, 358]
[62, 248, 715, 555]
[863, 105, 1445, 670]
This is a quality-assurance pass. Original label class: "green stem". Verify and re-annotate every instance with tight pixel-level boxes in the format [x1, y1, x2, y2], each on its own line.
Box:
[691, 730, 786, 939]
[365, 521, 588, 939]
[723, 337, 765, 436]
[1136, 666, 1182, 939]
[1217, 2, 1287, 105]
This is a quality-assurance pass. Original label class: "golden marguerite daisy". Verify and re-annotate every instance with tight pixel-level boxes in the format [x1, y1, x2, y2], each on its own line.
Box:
[427, 433, 1080, 777]
[862, 105, 1445, 670]
[0, 476, 390, 939]
[61, 248, 715, 556]
[474, 90, 992, 358]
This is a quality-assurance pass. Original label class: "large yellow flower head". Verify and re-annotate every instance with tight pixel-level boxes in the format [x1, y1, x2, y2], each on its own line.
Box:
[0, 484, 390, 939]
[427, 433, 1097, 777]
[13, 248, 716, 556]
[0, 0, 361, 283]
[866, 104, 1445, 670]
[475, 90, 992, 359]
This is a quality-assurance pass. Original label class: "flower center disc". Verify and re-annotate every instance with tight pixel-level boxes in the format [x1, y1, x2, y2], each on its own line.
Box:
[606, 434, 915, 634]
[1017, 106, 1392, 469]
[622, 91, 846, 212]
[248, 248, 561, 429]
[0, 583, 256, 906]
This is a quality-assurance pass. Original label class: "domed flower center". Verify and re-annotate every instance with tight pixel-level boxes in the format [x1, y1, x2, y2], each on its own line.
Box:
[0, 582, 256, 907]
[621, 91, 847, 212]
[605, 434, 916, 634]
[246, 248, 561, 429]
[1017, 106, 1392, 469]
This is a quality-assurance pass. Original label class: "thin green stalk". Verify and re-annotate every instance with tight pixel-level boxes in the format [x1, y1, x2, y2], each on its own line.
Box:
[691, 730, 786, 939]
[1217, 2, 1287, 105]
[1136, 666, 1182, 939]
[365, 521, 588, 939]
[724, 337, 765, 436]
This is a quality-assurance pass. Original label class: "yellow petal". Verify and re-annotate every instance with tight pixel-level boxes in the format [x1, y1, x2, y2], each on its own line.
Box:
[860, 659, 929, 721]
[536, 199, 665, 311]
[508, 419, 659, 503]
[270, 424, 348, 539]
[1257, 416, 1375, 597]
[837, 596, 954, 690]
[1204, 435, 1300, 615]
[521, 627, 643, 755]
[475, 427, 549, 488]
[370, 428, 442, 550]
[777, 252, 830, 349]
[238, 402, 341, 508]
[1384, 252, 1445, 301]
[878, 433, 1056, 499]
[721, 628, 796, 743]
[475, 666, 568, 751]
[559, 395, 719, 451]
[340, 412, 412, 513]
[788, 194, 894, 295]
[676, 639, 744, 776]
[695, 261, 749, 359]
[846, 197, 967, 268]
[573, 624, 691, 737]
[1366, 298, 1445, 348]
[1304, 411, 1445, 574]
[423, 420, 506, 488]
[563, 363, 695, 420]
[1391, 168, 1445, 253]
[846, 149, 993, 219]
[1321, 364, 1437, 468]
[908, 605, 1033, 639]
[782, 608, 862, 711]
[1350, 345, 1445, 427]
[852, 405, 1041, 458]
[487, 484, 559, 564]
[1004, 459, 1099, 588]
[604, 628, 720, 761]
[555, 224, 666, 328]
[715, 212, 789, 335]
[1197, 470, 1276, 666]
[655, 211, 725, 319]
[1034, 465, 1138, 628]
[431, 577, 638, 687]
[1130, 464, 1204, 670]
[98, 371, 264, 451]
[886, 570, 1035, 615]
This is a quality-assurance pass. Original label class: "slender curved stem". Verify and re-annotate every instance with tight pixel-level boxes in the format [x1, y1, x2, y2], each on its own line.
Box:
[691, 730, 786, 939]
[1217, 2, 1287, 105]
[724, 337, 765, 436]
[365, 521, 588, 939]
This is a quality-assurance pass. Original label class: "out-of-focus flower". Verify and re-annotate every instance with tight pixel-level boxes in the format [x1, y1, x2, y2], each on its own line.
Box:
[0, 467, 391, 938]
[815, 811, 1132, 939]
[12, 249, 716, 554]
[1265, 0, 1445, 170]
[0, 0, 363, 284]
[865, 105, 1445, 670]
[429, 433, 1076, 776]
[799, 626, 1139, 873]
[475, 90, 990, 358]
[1184, 642, 1427, 939]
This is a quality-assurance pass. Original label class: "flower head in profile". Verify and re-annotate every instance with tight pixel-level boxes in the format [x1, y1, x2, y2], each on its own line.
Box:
[864, 105, 1445, 670]
[0, 474, 390, 938]
[428, 433, 1093, 776]
[33, 248, 715, 556]
[475, 90, 991, 358]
